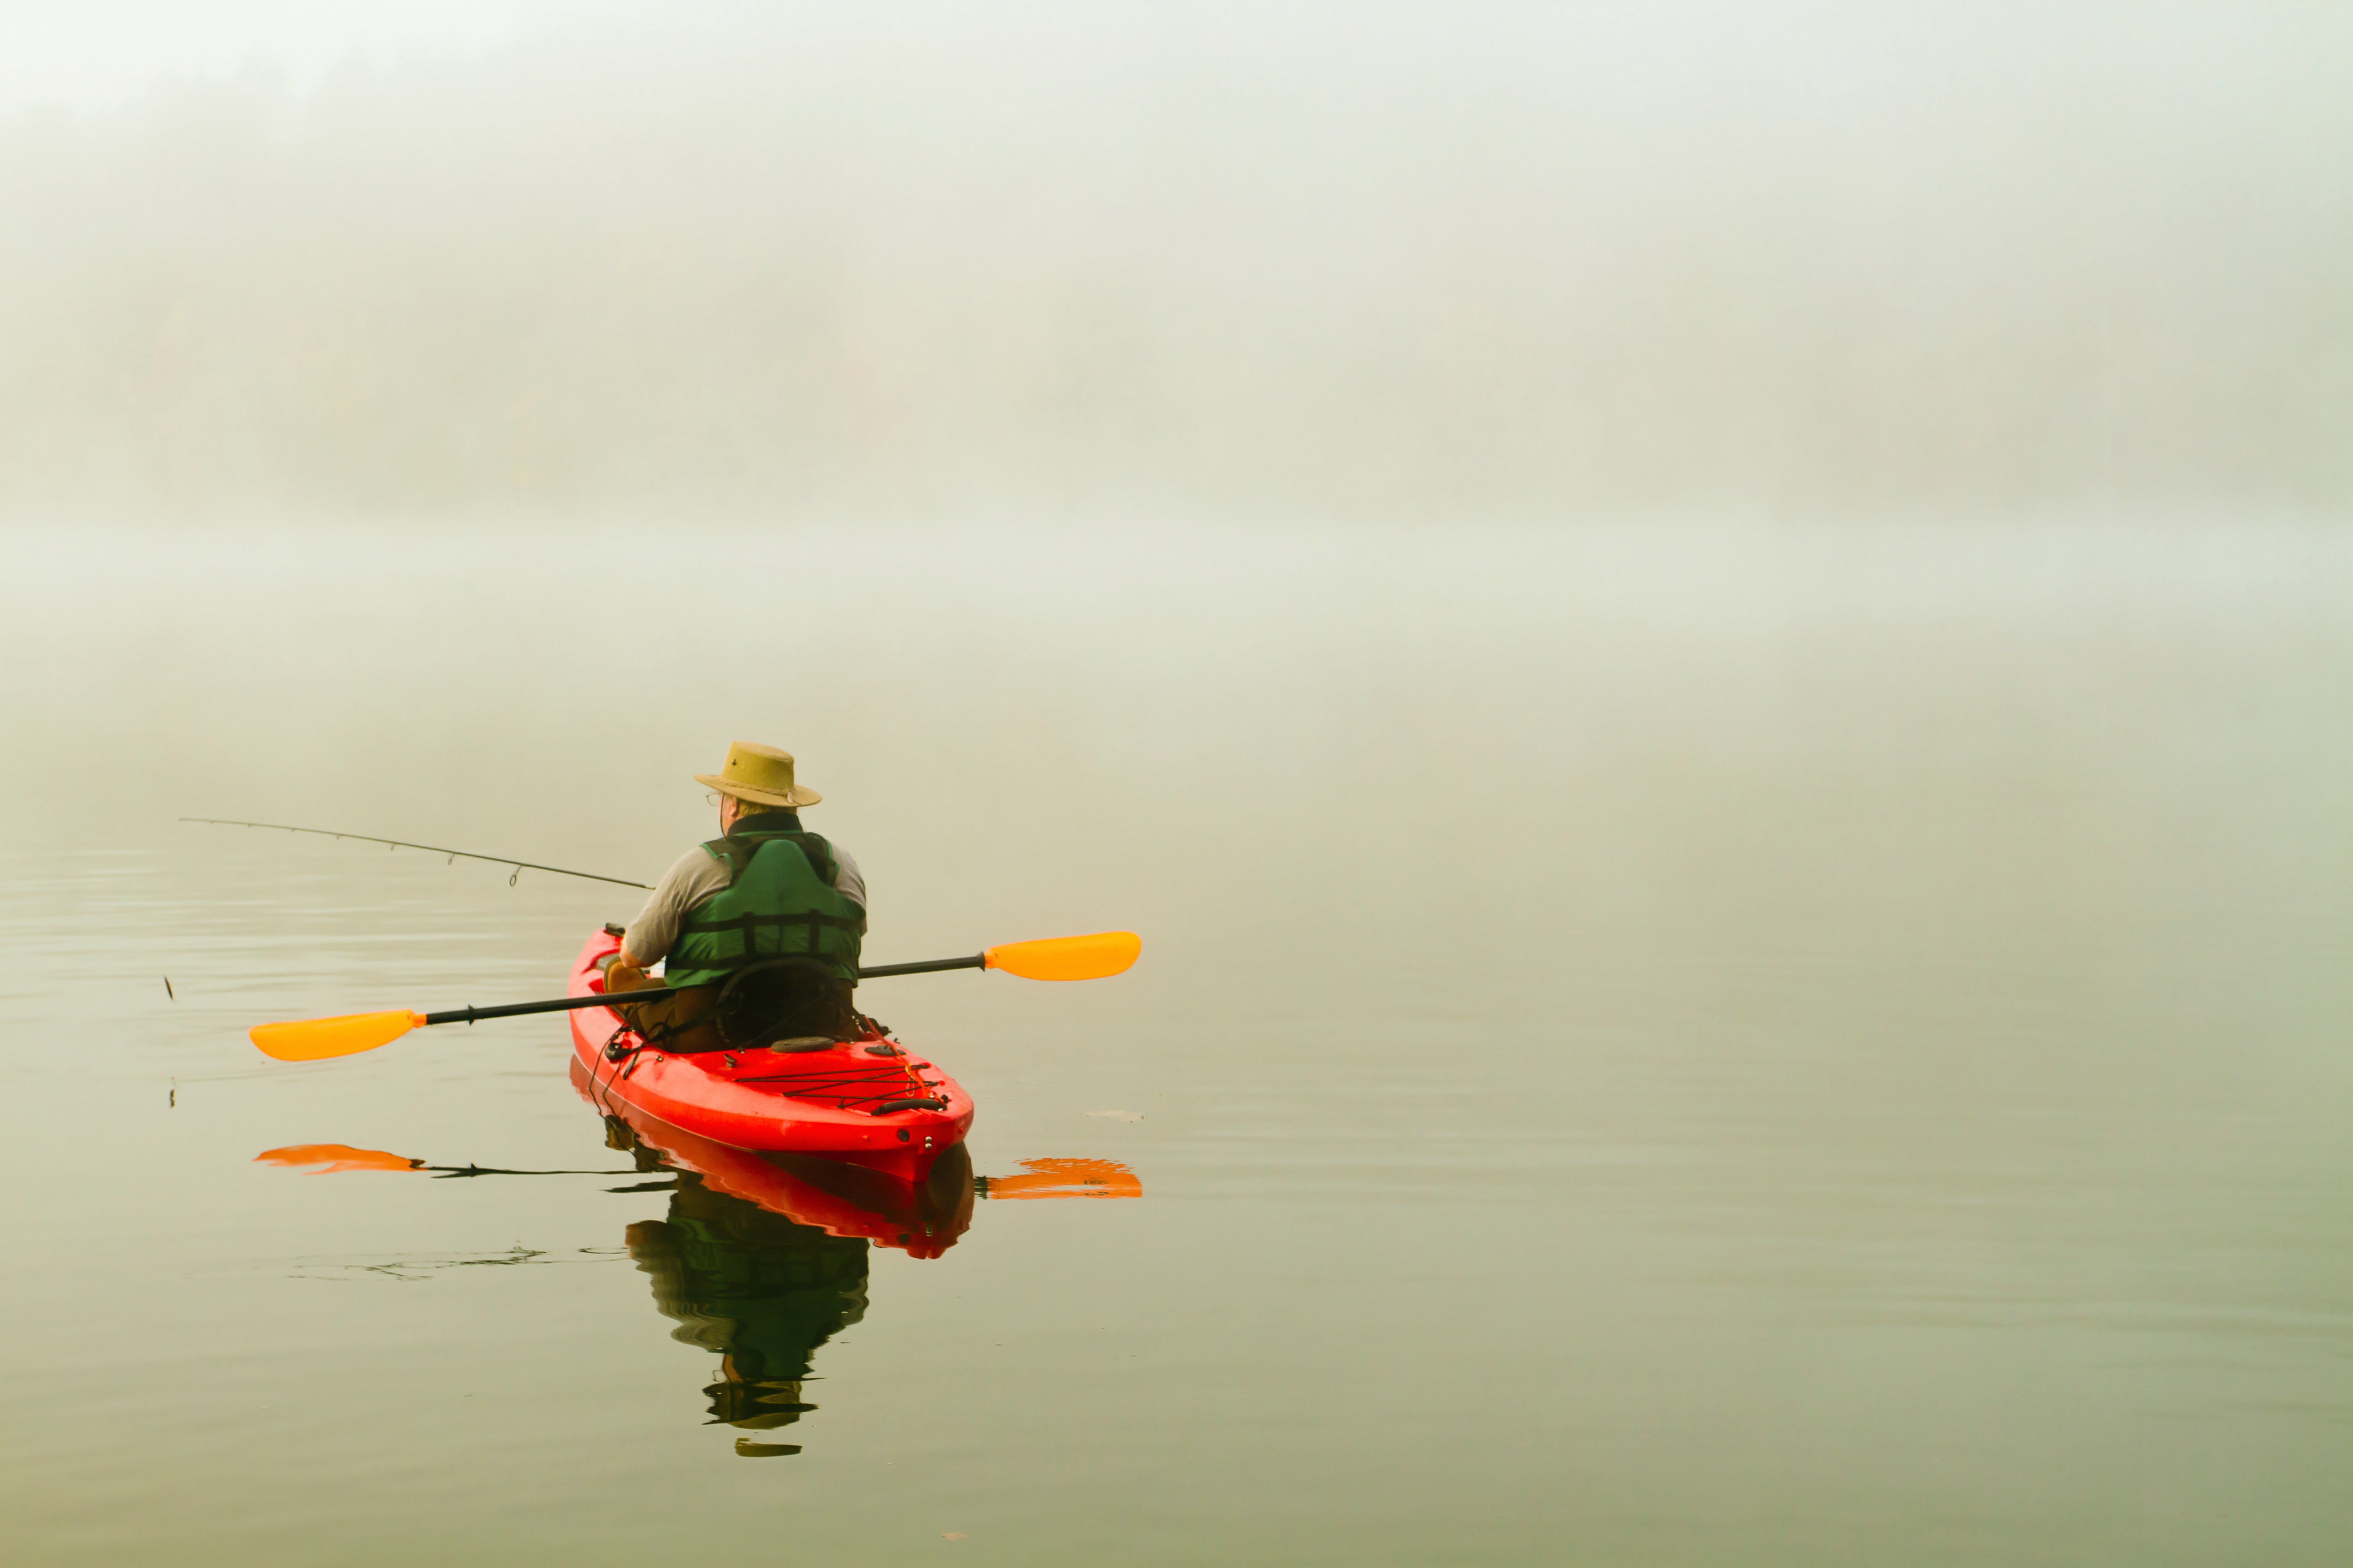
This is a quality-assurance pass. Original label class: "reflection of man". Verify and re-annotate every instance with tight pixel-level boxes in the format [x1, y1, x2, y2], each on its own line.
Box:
[626, 1173, 869, 1449]
[604, 741, 869, 1049]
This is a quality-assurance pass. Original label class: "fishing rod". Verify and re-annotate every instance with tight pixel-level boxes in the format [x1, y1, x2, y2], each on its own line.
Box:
[180, 818, 650, 889]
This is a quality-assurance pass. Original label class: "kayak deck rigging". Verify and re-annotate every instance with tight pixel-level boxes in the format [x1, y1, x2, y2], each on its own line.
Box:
[735, 1059, 946, 1113]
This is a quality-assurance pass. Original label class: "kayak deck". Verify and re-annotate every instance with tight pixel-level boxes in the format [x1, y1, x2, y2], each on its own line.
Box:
[568, 929, 973, 1175]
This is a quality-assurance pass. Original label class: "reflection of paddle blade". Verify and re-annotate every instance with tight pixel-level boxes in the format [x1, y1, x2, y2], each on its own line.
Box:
[250, 1010, 424, 1061]
[982, 931, 1141, 981]
[255, 1143, 426, 1174]
[980, 1157, 1142, 1199]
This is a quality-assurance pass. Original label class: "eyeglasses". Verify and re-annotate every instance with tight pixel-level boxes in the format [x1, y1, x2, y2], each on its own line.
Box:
[704, 792, 725, 806]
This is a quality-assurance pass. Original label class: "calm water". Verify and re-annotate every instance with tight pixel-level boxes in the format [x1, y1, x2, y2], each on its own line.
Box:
[4, 519, 2351, 1565]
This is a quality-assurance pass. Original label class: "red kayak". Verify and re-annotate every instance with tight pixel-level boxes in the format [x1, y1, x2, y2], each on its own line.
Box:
[567, 929, 973, 1177]
[573, 1063, 978, 1257]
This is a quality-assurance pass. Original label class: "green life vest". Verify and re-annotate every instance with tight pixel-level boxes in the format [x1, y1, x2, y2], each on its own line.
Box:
[666, 823, 865, 990]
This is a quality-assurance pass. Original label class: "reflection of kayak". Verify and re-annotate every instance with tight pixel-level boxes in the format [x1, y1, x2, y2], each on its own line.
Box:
[568, 928, 973, 1175]
[255, 1123, 1136, 1460]
[626, 1169, 870, 1454]
[578, 1061, 976, 1258]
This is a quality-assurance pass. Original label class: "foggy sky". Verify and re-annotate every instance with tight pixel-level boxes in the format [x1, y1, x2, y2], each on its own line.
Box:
[1, 1, 2347, 521]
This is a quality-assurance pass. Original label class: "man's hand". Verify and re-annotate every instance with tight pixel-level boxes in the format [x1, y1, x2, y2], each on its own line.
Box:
[604, 951, 657, 992]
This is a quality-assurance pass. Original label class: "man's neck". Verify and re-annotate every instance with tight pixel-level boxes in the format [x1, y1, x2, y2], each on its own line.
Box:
[729, 808, 803, 834]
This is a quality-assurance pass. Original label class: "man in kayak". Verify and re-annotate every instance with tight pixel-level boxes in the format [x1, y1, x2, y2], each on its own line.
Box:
[603, 742, 868, 1050]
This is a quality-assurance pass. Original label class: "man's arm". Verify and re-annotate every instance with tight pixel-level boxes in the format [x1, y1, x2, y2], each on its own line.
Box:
[619, 847, 732, 969]
[831, 844, 868, 921]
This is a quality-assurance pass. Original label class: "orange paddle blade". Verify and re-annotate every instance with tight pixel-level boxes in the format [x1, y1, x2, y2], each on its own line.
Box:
[981, 1157, 1143, 1200]
[254, 1143, 426, 1174]
[982, 931, 1141, 981]
[250, 1009, 425, 1061]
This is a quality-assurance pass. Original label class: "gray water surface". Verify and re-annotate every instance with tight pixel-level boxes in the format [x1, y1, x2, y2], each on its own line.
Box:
[3, 520, 2350, 1565]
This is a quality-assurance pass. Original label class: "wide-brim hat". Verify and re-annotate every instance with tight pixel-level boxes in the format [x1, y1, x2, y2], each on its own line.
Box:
[696, 741, 822, 808]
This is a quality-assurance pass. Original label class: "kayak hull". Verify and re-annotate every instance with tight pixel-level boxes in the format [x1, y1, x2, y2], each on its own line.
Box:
[575, 1061, 975, 1257]
[567, 929, 972, 1178]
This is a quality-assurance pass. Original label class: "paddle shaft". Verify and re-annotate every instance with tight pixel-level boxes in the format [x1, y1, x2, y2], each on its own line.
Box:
[419, 954, 988, 1027]
[424, 992, 665, 1026]
[857, 955, 987, 978]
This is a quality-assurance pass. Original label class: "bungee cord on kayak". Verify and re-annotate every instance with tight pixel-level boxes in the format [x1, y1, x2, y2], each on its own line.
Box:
[180, 817, 652, 889]
[736, 1058, 950, 1114]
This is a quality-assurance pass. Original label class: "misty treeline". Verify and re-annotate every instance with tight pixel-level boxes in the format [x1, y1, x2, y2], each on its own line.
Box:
[1, 3, 2347, 521]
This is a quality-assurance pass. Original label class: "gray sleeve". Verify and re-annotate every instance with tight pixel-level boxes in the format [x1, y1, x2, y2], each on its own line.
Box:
[830, 844, 868, 918]
[621, 847, 733, 967]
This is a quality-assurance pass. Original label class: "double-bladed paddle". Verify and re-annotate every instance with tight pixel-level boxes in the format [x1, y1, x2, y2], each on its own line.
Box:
[248, 931, 1142, 1062]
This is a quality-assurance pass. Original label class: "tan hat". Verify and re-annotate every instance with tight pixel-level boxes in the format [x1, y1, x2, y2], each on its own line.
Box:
[696, 742, 822, 809]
